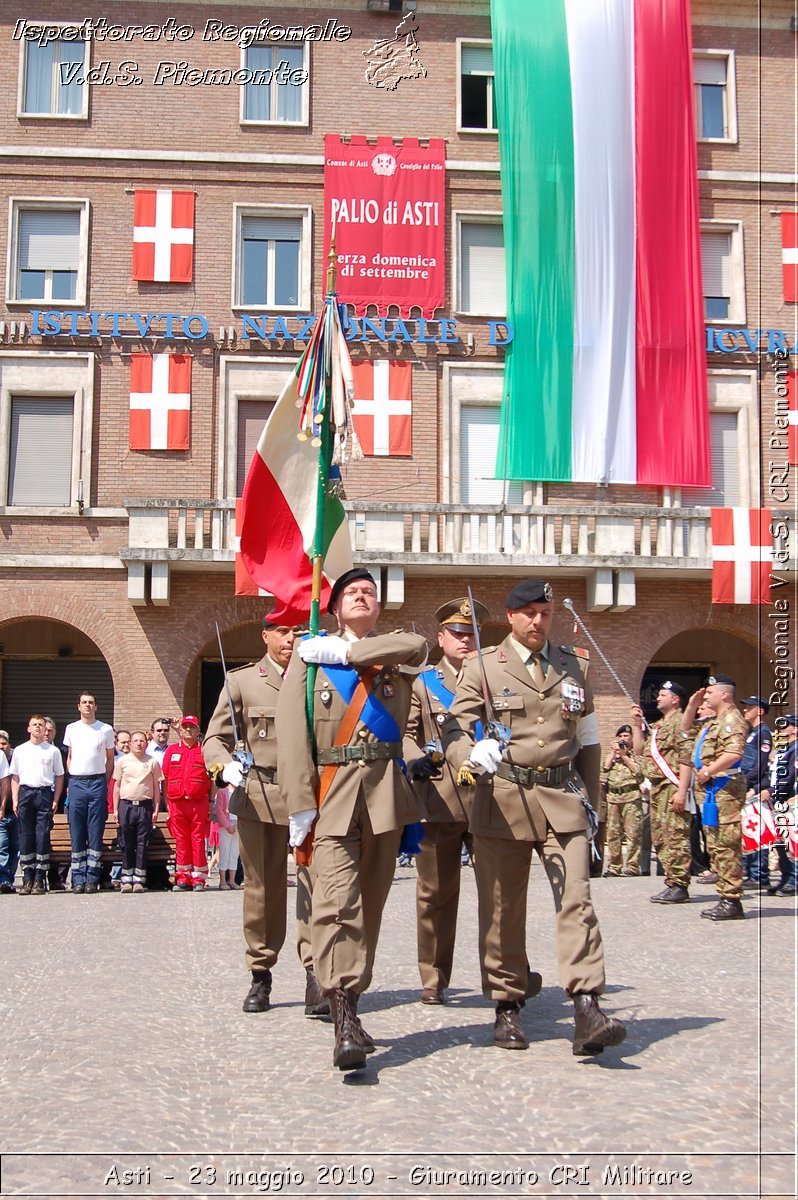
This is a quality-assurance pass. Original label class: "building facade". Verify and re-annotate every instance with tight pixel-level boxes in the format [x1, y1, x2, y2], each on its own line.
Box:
[0, 0, 795, 744]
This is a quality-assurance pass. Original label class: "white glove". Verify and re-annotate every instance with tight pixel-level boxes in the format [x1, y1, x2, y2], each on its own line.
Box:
[222, 761, 245, 788]
[288, 808, 317, 848]
[298, 635, 350, 666]
[468, 738, 504, 776]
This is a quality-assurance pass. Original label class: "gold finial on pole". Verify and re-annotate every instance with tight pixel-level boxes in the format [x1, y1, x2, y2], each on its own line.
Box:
[326, 220, 338, 294]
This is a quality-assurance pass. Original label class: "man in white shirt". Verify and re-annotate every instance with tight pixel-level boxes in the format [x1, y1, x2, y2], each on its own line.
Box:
[10, 715, 64, 895]
[63, 693, 115, 894]
[0, 748, 17, 893]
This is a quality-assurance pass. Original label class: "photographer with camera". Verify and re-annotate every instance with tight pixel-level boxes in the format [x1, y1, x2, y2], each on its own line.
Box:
[600, 724, 645, 877]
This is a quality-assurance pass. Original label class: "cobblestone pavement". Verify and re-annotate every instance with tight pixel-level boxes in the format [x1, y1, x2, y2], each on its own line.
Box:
[1, 865, 795, 1200]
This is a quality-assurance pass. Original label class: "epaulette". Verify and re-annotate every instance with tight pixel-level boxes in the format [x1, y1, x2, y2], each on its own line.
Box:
[465, 646, 498, 659]
[561, 644, 589, 659]
[230, 662, 256, 673]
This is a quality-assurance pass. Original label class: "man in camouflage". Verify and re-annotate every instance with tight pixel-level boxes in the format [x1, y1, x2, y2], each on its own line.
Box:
[677, 675, 748, 921]
[600, 724, 645, 877]
[631, 681, 691, 904]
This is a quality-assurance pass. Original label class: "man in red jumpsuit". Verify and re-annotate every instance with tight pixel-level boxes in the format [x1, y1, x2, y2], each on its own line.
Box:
[162, 716, 212, 891]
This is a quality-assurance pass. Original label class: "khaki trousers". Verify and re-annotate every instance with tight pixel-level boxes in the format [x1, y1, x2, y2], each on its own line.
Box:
[295, 859, 316, 970]
[473, 827, 606, 1000]
[415, 819, 470, 990]
[311, 794, 401, 995]
[237, 816, 290, 975]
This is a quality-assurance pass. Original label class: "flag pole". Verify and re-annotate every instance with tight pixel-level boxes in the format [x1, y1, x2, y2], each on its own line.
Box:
[306, 229, 339, 726]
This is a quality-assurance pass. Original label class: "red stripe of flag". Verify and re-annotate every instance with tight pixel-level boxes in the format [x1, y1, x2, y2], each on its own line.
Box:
[788, 371, 798, 467]
[633, 0, 710, 487]
[782, 212, 798, 303]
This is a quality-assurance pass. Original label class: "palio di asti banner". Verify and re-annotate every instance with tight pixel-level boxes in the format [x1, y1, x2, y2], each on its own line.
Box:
[323, 134, 445, 317]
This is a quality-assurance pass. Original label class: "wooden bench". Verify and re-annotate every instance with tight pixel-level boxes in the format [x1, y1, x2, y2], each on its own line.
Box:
[49, 813, 176, 867]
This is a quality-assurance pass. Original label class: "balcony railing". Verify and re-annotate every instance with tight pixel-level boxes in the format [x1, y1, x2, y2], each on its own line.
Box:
[123, 498, 796, 567]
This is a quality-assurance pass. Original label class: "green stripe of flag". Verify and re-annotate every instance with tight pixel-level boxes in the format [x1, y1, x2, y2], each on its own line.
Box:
[492, 0, 576, 482]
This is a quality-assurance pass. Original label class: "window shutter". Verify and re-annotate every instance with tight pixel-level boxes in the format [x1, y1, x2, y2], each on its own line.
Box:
[1, 659, 114, 749]
[19, 210, 80, 271]
[694, 57, 726, 85]
[237, 398, 276, 494]
[701, 230, 731, 295]
[8, 397, 74, 506]
[462, 44, 494, 75]
[242, 215, 301, 243]
[459, 405, 522, 505]
[682, 411, 739, 506]
[461, 222, 506, 314]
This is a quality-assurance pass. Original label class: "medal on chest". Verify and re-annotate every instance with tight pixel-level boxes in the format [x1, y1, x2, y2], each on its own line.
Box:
[561, 680, 585, 717]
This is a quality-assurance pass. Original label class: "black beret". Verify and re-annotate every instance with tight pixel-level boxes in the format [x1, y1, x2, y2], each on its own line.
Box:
[706, 673, 736, 687]
[660, 680, 687, 702]
[615, 724, 632, 736]
[328, 568, 377, 612]
[505, 578, 554, 609]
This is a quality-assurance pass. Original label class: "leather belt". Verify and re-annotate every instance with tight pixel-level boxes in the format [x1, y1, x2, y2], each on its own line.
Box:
[317, 742, 402, 766]
[496, 762, 571, 787]
[250, 765, 278, 784]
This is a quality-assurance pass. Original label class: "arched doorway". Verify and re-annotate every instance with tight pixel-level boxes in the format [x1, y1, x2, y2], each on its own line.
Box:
[639, 625, 767, 723]
[183, 621, 265, 733]
[0, 619, 114, 745]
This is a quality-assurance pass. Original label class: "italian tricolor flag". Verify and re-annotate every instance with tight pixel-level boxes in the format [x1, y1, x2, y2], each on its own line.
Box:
[239, 360, 352, 625]
[492, 0, 711, 486]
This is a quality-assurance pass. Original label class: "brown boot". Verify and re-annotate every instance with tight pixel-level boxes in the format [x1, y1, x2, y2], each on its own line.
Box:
[304, 968, 332, 1020]
[572, 993, 626, 1056]
[242, 970, 272, 1013]
[493, 1001, 528, 1050]
[329, 989, 368, 1071]
[701, 897, 745, 921]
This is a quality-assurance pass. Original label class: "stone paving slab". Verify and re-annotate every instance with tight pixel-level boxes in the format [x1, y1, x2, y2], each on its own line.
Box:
[1, 867, 795, 1199]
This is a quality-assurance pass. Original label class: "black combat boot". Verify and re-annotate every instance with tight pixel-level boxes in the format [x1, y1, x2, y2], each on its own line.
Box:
[700, 897, 744, 921]
[651, 884, 690, 904]
[329, 989, 368, 1071]
[493, 1001, 529, 1050]
[242, 970, 272, 1013]
[572, 993, 626, 1056]
[304, 968, 332, 1020]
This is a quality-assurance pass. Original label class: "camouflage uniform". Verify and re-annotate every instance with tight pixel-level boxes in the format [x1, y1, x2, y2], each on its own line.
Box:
[644, 709, 691, 889]
[601, 756, 644, 875]
[681, 708, 747, 900]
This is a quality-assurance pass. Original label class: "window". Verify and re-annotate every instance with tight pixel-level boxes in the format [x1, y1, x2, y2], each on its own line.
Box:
[240, 43, 308, 124]
[701, 221, 744, 324]
[6, 201, 89, 305]
[678, 369, 756, 509]
[458, 41, 496, 132]
[19, 34, 88, 118]
[233, 207, 310, 310]
[0, 352, 94, 512]
[8, 397, 74, 506]
[237, 398, 275, 493]
[459, 404, 522, 505]
[693, 51, 736, 142]
[456, 216, 506, 316]
[681, 412, 739, 507]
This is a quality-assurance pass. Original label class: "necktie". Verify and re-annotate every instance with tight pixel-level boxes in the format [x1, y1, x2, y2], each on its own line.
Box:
[529, 653, 546, 689]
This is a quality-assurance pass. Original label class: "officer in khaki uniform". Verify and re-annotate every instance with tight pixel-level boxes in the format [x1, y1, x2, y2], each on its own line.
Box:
[403, 596, 487, 1005]
[276, 567, 427, 1071]
[600, 724, 645, 876]
[444, 578, 626, 1058]
[631, 681, 691, 903]
[204, 616, 326, 1017]
[677, 674, 748, 921]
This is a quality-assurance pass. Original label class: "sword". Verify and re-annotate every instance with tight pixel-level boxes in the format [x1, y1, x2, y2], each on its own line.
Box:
[467, 586, 511, 748]
[411, 623, 443, 769]
[215, 621, 254, 778]
[562, 598, 635, 705]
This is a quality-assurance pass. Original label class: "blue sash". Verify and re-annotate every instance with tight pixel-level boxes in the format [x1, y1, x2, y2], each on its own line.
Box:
[420, 667, 454, 710]
[692, 724, 710, 770]
[323, 663, 401, 742]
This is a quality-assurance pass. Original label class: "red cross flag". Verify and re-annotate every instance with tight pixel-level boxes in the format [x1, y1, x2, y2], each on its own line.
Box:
[351, 361, 412, 456]
[129, 353, 191, 451]
[782, 212, 798, 303]
[775, 799, 798, 856]
[133, 190, 194, 283]
[234, 499, 270, 597]
[741, 798, 779, 853]
[787, 370, 798, 467]
[710, 508, 773, 605]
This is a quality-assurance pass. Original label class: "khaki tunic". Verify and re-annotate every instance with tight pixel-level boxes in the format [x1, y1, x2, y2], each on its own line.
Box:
[643, 709, 692, 887]
[444, 635, 605, 1000]
[276, 631, 426, 994]
[203, 655, 301, 976]
[403, 661, 472, 992]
